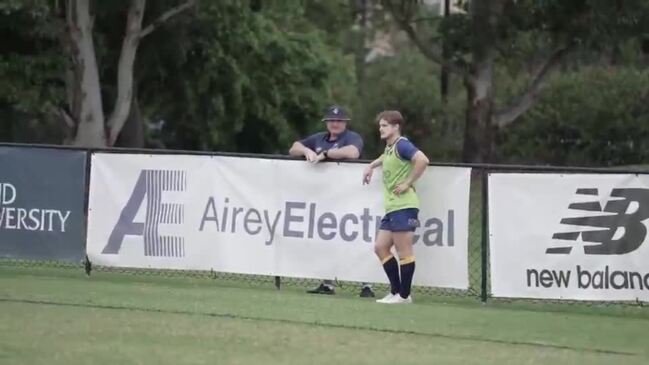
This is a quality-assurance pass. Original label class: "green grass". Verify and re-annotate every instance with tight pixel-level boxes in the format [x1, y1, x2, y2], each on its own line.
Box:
[1, 265, 648, 365]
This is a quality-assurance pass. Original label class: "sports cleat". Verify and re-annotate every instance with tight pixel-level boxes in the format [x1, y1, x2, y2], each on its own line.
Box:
[306, 283, 335, 295]
[359, 286, 375, 298]
[376, 293, 396, 303]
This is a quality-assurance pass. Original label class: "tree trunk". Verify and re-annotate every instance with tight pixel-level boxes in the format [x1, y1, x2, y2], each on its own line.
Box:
[461, 0, 501, 163]
[63, 0, 193, 148]
[114, 92, 145, 148]
[351, 0, 368, 97]
[68, 0, 106, 147]
[107, 0, 146, 146]
[462, 67, 495, 163]
[441, 0, 450, 105]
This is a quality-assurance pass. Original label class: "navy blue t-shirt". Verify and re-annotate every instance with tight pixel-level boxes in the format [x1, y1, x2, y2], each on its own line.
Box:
[299, 130, 364, 155]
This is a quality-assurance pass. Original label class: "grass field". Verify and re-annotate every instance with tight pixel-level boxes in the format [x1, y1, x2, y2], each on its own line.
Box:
[1, 265, 648, 365]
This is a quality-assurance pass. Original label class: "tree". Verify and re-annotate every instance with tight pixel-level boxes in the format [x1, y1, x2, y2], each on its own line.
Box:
[383, 0, 649, 162]
[498, 67, 649, 166]
[137, 1, 343, 153]
[63, 0, 195, 147]
[1, 0, 349, 151]
[0, 0, 196, 147]
[353, 49, 466, 159]
[0, 0, 69, 142]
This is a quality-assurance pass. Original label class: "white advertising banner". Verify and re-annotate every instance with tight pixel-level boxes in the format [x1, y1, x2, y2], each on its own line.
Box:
[87, 153, 471, 289]
[489, 173, 649, 301]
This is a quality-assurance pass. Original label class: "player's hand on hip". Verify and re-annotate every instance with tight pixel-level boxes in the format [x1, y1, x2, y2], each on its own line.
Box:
[362, 166, 373, 185]
[393, 182, 410, 195]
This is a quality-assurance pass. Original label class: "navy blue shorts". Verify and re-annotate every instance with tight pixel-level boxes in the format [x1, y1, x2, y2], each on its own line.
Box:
[379, 208, 420, 232]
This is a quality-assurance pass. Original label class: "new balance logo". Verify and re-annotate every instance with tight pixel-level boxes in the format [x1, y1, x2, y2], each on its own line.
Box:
[548, 188, 649, 255]
[102, 170, 186, 257]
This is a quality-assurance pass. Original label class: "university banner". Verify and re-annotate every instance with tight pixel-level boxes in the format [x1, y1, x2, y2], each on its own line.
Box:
[87, 153, 471, 289]
[489, 173, 649, 301]
[0, 146, 87, 262]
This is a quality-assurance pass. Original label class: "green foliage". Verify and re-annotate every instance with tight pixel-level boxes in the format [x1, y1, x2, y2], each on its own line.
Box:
[2, 0, 649, 167]
[498, 67, 649, 166]
[0, 1, 65, 113]
[138, 1, 343, 153]
[0, 0, 352, 151]
[531, 0, 649, 45]
[0, 0, 67, 143]
[355, 50, 465, 160]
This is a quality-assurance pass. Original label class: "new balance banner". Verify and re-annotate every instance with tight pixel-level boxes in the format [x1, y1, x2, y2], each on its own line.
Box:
[489, 173, 649, 301]
[87, 153, 471, 289]
[0, 146, 87, 261]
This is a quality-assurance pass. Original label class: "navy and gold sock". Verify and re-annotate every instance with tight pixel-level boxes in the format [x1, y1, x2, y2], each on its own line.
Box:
[399, 256, 416, 299]
[381, 255, 401, 295]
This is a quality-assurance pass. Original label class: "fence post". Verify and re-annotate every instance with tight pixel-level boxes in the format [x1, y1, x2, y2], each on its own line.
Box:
[83, 149, 93, 277]
[481, 168, 489, 303]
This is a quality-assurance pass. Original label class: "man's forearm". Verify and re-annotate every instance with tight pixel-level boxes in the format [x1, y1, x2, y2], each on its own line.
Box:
[326, 145, 360, 160]
[289, 142, 308, 157]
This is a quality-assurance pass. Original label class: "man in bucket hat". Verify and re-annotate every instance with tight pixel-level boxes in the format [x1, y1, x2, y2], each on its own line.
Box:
[289, 105, 375, 298]
[290, 105, 362, 163]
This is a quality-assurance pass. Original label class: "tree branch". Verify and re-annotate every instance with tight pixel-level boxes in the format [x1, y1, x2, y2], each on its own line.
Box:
[46, 103, 76, 129]
[106, 0, 146, 146]
[382, 0, 470, 78]
[139, 0, 196, 39]
[58, 107, 76, 129]
[494, 46, 572, 128]
[400, 19, 470, 77]
[66, 0, 74, 29]
[107, 0, 196, 146]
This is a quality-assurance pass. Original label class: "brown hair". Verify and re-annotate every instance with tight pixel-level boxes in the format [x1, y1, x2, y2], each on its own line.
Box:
[375, 110, 404, 127]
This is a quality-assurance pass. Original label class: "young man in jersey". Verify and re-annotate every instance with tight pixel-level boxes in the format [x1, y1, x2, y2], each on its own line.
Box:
[289, 105, 375, 298]
[362, 110, 429, 304]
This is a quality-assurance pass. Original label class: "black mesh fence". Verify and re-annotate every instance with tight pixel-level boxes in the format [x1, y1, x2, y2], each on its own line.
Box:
[83, 167, 486, 300]
[0, 166, 486, 302]
[1, 142, 648, 307]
